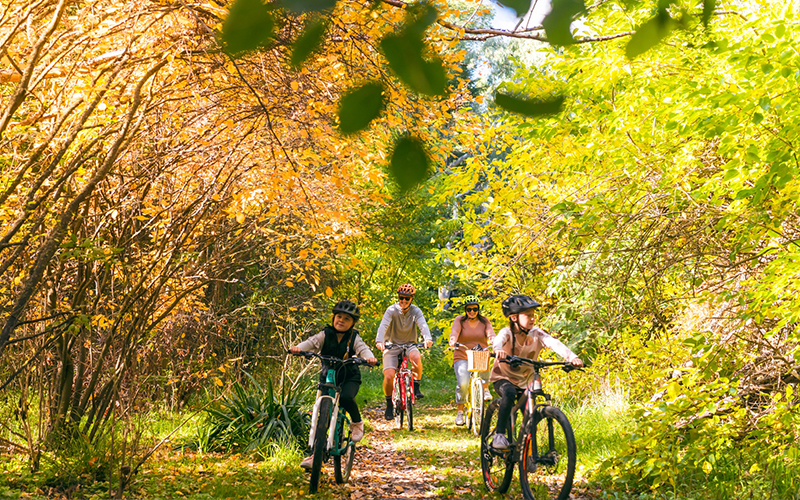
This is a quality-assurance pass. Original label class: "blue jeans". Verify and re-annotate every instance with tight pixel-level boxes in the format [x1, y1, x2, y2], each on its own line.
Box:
[454, 359, 489, 405]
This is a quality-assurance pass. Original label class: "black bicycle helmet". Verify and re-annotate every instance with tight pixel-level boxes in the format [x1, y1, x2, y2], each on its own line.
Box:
[501, 294, 541, 317]
[332, 300, 360, 321]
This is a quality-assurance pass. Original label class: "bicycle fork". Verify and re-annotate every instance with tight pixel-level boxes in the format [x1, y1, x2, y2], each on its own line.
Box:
[327, 393, 341, 450]
[308, 392, 341, 450]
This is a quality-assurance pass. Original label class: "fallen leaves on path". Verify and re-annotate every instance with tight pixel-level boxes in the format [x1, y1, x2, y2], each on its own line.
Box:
[336, 407, 444, 499]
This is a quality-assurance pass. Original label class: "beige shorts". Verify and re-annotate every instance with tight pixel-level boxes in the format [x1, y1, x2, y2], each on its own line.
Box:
[382, 345, 420, 371]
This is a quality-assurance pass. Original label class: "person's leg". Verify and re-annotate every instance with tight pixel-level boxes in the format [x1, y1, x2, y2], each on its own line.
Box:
[339, 380, 361, 423]
[409, 348, 423, 380]
[340, 380, 365, 441]
[382, 368, 396, 420]
[382, 368, 395, 398]
[382, 347, 399, 419]
[454, 360, 469, 425]
[409, 348, 424, 398]
[494, 380, 519, 434]
[480, 370, 492, 399]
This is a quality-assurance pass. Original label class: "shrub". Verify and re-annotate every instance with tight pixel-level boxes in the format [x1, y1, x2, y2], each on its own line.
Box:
[195, 372, 311, 453]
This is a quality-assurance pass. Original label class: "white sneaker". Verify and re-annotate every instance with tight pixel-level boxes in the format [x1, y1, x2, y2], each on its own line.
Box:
[484, 389, 492, 401]
[300, 455, 314, 470]
[351, 421, 364, 442]
[455, 411, 465, 426]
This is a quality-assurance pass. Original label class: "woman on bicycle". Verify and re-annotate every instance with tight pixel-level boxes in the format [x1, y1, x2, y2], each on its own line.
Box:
[448, 295, 495, 426]
[290, 300, 377, 469]
[488, 294, 584, 451]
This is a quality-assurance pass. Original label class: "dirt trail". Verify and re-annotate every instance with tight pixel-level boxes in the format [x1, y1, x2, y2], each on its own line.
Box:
[339, 407, 443, 498]
[315, 407, 447, 499]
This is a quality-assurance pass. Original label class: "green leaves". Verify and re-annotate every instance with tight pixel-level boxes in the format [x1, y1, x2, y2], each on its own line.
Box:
[389, 136, 430, 192]
[221, 0, 275, 56]
[338, 81, 385, 134]
[494, 92, 565, 117]
[542, 0, 587, 46]
[496, 0, 533, 18]
[625, 10, 675, 59]
[289, 18, 328, 69]
[380, 4, 446, 96]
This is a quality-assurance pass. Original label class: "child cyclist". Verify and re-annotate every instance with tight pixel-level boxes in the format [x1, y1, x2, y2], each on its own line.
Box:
[448, 295, 495, 426]
[290, 300, 377, 469]
[489, 294, 584, 451]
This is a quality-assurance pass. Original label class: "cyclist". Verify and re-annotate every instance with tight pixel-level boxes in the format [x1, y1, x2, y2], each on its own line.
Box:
[488, 294, 584, 451]
[448, 295, 495, 426]
[290, 300, 377, 469]
[375, 283, 433, 420]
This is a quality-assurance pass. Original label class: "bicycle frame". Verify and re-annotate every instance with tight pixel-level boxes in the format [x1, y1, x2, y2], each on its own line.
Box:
[385, 342, 423, 408]
[307, 365, 349, 457]
[396, 350, 414, 408]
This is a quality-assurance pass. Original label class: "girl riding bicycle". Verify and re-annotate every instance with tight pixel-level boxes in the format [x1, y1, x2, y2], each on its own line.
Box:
[489, 294, 584, 451]
[448, 295, 495, 426]
[290, 300, 377, 469]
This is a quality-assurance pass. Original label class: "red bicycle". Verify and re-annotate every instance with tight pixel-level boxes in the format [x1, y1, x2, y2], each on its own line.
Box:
[385, 342, 425, 431]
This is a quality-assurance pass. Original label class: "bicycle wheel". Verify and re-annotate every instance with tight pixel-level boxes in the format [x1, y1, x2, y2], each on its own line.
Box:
[309, 398, 331, 494]
[393, 375, 404, 430]
[404, 374, 414, 431]
[519, 405, 576, 500]
[333, 417, 355, 484]
[470, 376, 484, 435]
[479, 400, 514, 494]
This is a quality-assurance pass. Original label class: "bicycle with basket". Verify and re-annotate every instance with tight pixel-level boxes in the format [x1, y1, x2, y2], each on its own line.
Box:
[452, 342, 492, 434]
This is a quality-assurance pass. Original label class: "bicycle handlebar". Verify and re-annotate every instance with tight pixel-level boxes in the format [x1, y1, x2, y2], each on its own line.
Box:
[288, 350, 380, 367]
[383, 342, 427, 349]
[450, 342, 491, 351]
[498, 354, 583, 373]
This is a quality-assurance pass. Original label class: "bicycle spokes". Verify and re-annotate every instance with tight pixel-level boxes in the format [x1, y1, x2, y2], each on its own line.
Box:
[519, 407, 576, 500]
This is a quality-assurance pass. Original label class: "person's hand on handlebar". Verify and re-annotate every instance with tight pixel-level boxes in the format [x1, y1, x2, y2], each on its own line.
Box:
[570, 357, 584, 368]
[495, 350, 508, 361]
[424, 339, 433, 348]
[376, 342, 385, 352]
[366, 357, 378, 366]
[290, 346, 301, 354]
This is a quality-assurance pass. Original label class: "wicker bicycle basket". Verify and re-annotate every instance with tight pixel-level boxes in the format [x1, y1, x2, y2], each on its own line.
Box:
[467, 350, 491, 372]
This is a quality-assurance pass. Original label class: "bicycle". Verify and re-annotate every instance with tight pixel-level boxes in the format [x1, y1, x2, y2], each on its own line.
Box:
[480, 355, 581, 500]
[451, 342, 492, 434]
[384, 342, 425, 431]
[290, 350, 377, 494]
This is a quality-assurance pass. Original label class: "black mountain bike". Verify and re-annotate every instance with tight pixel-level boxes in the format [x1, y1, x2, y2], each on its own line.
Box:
[480, 355, 581, 500]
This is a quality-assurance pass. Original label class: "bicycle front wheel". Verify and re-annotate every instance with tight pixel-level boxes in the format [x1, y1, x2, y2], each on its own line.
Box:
[309, 398, 331, 494]
[333, 418, 355, 484]
[479, 400, 514, 494]
[519, 405, 576, 500]
[405, 374, 414, 431]
[470, 376, 484, 435]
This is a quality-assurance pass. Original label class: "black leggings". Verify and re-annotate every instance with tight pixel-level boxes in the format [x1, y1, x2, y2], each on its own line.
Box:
[338, 379, 362, 423]
[493, 379, 524, 435]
